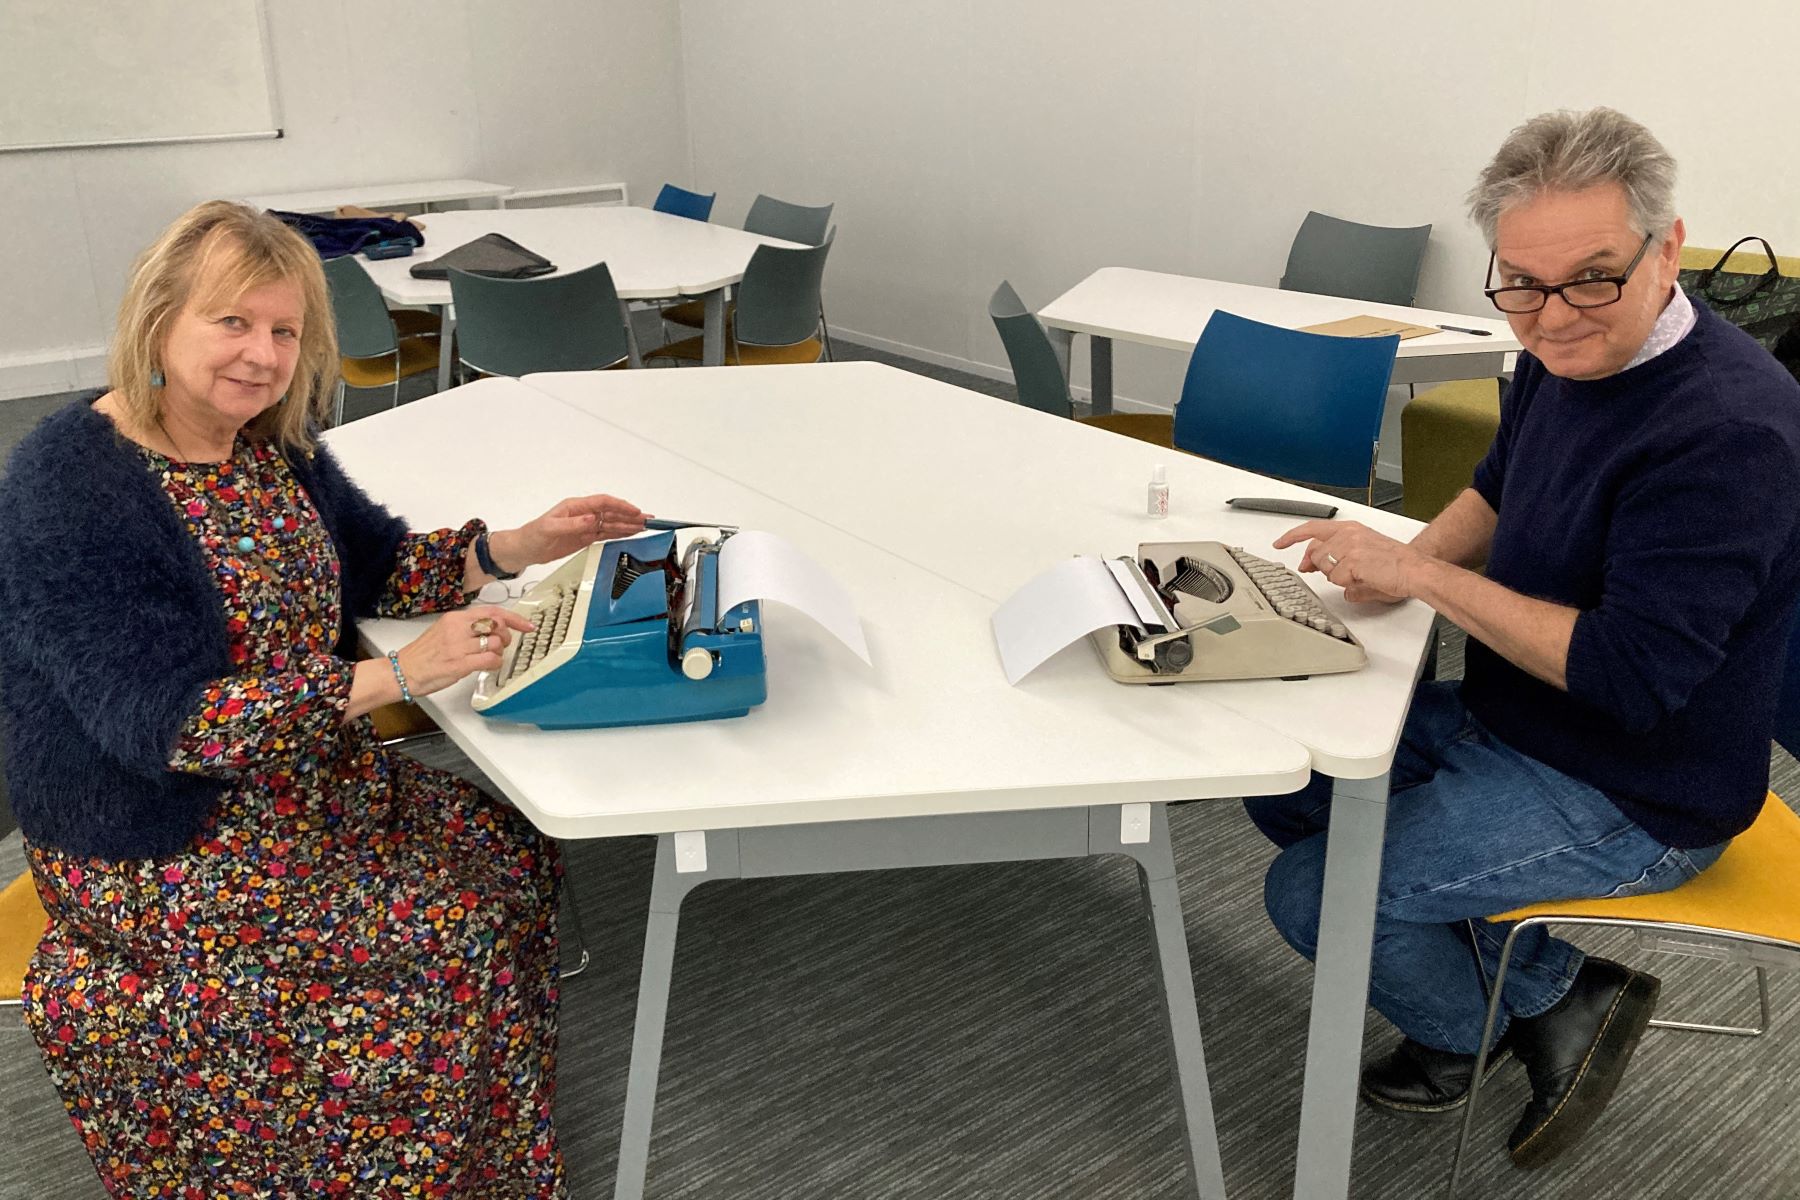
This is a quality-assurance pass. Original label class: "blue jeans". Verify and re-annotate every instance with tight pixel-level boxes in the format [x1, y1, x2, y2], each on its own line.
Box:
[1246, 681, 1727, 1054]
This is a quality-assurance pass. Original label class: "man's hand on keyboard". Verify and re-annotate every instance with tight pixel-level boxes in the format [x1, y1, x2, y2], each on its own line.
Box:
[1273, 519, 1415, 606]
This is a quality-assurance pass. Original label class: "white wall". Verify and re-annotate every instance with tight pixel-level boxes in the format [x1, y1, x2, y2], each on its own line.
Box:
[0, 0, 692, 399]
[677, 0, 1800, 472]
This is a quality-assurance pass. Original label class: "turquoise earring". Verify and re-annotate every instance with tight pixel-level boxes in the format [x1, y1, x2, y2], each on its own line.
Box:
[149, 369, 165, 387]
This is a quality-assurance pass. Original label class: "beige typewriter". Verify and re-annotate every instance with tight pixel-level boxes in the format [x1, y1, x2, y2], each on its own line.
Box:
[1090, 540, 1366, 683]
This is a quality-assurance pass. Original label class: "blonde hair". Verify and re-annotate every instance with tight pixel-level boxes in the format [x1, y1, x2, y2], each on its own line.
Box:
[1468, 108, 1677, 251]
[109, 200, 338, 454]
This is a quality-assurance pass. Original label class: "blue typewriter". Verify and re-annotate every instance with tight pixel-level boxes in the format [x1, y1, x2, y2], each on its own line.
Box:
[471, 526, 766, 729]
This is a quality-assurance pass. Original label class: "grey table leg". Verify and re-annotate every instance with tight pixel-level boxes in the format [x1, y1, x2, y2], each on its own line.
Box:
[1093, 806, 1228, 1199]
[1090, 334, 1115, 416]
[702, 290, 727, 366]
[611, 805, 1226, 1199]
[621, 299, 644, 368]
[614, 833, 741, 1200]
[435, 306, 456, 393]
[1291, 772, 1391, 1200]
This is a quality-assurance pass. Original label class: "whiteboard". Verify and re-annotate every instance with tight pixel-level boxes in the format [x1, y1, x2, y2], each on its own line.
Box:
[0, 1, 281, 153]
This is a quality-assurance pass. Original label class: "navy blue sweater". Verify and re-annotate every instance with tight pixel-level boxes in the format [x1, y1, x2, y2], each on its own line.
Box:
[0, 401, 408, 860]
[1465, 302, 1800, 848]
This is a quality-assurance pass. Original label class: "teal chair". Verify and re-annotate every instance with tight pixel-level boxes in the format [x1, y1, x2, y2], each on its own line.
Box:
[447, 262, 633, 378]
[650, 234, 835, 366]
[1281, 210, 1432, 307]
[987, 280, 1185, 447]
[1173, 310, 1400, 500]
[652, 184, 716, 223]
[662, 194, 837, 354]
[321, 255, 440, 425]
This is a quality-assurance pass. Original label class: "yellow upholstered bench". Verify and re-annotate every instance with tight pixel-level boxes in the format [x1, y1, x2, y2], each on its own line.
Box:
[1447, 792, 1800, 1192]
[1401, 377, 1501, 522]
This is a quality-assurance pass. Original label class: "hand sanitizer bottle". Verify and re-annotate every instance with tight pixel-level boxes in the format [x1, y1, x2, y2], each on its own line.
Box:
[1147, 464, 1169, 519]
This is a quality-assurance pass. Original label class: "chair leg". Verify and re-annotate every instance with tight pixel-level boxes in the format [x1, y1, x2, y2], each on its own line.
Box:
[1448, 920, 1530, 1196]
[559, 883, 592, 980]
[818, 298, 834, 362]
[1649, 965, 1770, 1037]
[332, 381, 346, 428]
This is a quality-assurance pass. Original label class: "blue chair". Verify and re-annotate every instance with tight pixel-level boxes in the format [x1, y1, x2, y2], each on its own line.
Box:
[649, 235, 834, 366]
[1281, 210, 1432, 307]
[652, 184, 716, 223]
[661, 194, 837, 350]
[1173, 310, 1399, 500]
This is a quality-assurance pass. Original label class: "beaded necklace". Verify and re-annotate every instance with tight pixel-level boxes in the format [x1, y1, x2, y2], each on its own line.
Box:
[154, 414, 295, 555]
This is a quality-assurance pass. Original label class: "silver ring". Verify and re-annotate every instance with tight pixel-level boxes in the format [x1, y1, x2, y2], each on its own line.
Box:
[479, 634, 490, 652]
[1324, 554, 1338, 569]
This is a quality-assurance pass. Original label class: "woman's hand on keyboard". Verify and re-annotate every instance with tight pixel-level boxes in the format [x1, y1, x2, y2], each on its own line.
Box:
[496, 494, 649, 571]
[395, 605, 537, 696]
[1274, 519, 1413, 605]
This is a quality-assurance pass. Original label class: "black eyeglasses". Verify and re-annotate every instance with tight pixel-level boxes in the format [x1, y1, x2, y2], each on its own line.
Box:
[1484, 233, 1654, 314]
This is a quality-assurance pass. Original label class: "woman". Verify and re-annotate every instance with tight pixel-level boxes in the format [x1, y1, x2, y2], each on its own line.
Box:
[0, 201, 645, 1197]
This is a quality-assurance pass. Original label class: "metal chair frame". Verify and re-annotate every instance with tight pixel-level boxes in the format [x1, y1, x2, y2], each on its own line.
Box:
[1449, 913, 1799, 1194]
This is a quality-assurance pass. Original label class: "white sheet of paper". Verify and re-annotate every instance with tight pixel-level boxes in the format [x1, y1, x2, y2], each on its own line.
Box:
[718, 530, 871, 665]
[991, 556, 1144, 686]
[1104, 557, 1166, 628]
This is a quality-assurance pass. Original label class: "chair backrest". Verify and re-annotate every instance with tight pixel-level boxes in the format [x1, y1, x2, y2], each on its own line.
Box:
[743, 194, 834, 247]
[1173, 310, 1398, 491]
[322, 254, 399, 359]
[988, 280, 1073, 418]
[448, 262, 631, 377]
[653, 183, 716, 223]
[1280, 210, 1432, 307]
[733, 233, 834, 348]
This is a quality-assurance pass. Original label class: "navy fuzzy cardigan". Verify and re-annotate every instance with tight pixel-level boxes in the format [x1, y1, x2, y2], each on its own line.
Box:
[0, 400, 408, 860]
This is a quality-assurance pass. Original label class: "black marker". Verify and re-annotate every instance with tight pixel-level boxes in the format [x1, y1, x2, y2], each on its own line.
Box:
[1436, 324, 1492, 336]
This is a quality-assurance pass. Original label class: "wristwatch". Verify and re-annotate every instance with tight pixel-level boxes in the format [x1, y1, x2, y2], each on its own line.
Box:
[474, 529, 518, 580]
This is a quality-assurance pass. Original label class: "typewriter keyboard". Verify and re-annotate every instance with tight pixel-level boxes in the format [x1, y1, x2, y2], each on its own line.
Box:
[501, 583, 577, 686]
[1225, 547, 1352, 642]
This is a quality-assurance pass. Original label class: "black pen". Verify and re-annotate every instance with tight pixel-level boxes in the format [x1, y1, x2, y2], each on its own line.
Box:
[1436, 324, 1493, 336]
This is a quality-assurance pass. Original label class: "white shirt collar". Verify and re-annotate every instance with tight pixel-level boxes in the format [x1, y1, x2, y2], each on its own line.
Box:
[1624, 285, 1696, 371]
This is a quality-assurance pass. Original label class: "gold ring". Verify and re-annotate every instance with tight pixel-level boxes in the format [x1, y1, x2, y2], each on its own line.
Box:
[470, 616, 497, 636]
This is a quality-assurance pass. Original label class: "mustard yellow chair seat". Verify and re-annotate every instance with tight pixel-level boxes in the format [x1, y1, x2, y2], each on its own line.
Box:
[648, 334, 825, 367]
[660, 297, 716, 329]
[1, 869, 48, 1006]
[1077, 412, 1178, 450]
[1449, 792, 1800, 1193]
[340, 336, 439, 390]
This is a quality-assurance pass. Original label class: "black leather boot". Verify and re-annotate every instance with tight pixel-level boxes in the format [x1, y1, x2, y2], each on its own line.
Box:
[1359, 1033, 1513, 1116]
[1507, 957, 1660, 1169]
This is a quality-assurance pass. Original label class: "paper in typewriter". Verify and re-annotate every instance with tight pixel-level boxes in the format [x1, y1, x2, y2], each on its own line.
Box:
[717, 531, 871, 665]
[991, 556, 1145, 685]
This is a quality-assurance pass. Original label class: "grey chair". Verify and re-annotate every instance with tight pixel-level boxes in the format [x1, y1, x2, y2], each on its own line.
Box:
[988, 280, 1180, 447]
[321, 255, 440, 425]
[663, 194, 837, 356]
[1280, 210, 1432, 307]
[448, 262, 634, 379]
[651, 233, 835, 366]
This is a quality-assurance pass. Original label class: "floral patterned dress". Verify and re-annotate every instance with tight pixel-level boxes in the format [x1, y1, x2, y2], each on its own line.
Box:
[20, 440, 566, 1199]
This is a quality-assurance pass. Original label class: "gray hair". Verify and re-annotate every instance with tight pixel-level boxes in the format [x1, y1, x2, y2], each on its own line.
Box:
[1467, 108, 1677, 249]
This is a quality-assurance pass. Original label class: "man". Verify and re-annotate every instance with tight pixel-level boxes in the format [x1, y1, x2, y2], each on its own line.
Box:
[1249, 107, 1800, 1169]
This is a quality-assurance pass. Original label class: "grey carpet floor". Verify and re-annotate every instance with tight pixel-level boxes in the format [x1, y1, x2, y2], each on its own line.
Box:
[3, 347, 1798, 1198]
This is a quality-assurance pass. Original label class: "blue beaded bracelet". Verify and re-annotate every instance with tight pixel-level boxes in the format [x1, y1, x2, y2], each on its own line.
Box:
[386, 650, 414, 703]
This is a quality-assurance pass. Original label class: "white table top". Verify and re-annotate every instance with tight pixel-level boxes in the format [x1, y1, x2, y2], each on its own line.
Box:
[322, 378, 1314, 839]
[1038, 266, 1519, 360]
[526, 363, 1435, 779]
[357, 207, 803, 308]
[242, 178, 511, 215]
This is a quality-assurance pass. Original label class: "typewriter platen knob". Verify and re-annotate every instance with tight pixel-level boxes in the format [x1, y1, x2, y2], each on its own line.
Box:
[681, 646, 716, 680]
